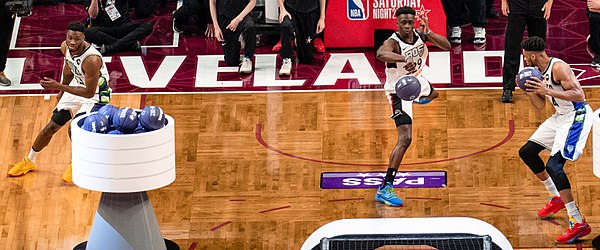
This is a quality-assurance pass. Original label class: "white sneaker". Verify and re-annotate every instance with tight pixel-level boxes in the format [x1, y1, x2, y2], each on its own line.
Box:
[473, 27, 486, 44]
[279, 58, 292, 76]
[449, 26, 461, 44]
[240, 57, 253, 74]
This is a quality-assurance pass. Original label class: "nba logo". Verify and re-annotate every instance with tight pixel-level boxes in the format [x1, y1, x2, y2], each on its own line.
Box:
[348, 0, 368, 20]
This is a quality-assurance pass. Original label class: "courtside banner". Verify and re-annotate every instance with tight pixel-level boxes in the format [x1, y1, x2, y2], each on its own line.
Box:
[320, 171, 447, 189]
[2, 1, 596, 96]
[326, 0, 446, 48]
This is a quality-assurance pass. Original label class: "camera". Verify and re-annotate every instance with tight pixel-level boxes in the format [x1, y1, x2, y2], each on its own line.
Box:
[5, 0, 33, 17]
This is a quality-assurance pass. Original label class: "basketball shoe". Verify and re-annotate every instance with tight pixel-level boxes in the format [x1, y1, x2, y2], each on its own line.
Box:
[279, 58, 292, 76]
[272, 40, 295, 52]
[449, 26, 462, 44]
[0, 71, 11, 86]
[239, 57, 253, 74]
[313, 38, 325, 53]
[7, 156, 38, 177]
[555, 217, 591, 243]
[272, 40, 282, 52]
[62, 163, 72, 183]
[375, 182, 403, 207]
[538, 196, 565, 218]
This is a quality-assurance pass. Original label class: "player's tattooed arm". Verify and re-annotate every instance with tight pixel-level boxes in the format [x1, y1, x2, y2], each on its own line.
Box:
[376, 39, 406, 63]
[547, 62, 584, 102]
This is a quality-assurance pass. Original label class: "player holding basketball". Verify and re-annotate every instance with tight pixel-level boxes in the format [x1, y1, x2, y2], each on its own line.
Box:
[518, 36, 592, 243]
[7, 22, 110, 183]
[374, 6, 450, 206]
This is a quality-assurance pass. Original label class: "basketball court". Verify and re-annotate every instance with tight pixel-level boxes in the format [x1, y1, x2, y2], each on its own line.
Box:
[0, 1, 599, 249]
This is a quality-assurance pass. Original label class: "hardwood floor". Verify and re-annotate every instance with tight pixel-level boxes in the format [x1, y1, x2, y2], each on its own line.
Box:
[1, 89, 599, 249]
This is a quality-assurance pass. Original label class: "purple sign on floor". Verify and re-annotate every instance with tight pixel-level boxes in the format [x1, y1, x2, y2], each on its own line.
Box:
[320, 171, 447, 189]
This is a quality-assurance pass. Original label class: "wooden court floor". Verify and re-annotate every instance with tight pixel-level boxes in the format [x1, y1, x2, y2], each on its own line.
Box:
[1, 89, 600, 249]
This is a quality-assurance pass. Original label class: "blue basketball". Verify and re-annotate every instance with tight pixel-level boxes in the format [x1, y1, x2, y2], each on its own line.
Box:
[395, 75, 421, 101]
[517, 67, 543, 91]
[112, 107, 139, 134]
[139, 105, 165, 131]
[107, 129, 123, 135]
[82, 114, 109, 133]
[134, 124, 146, 134]
[97, 104, 119, 126]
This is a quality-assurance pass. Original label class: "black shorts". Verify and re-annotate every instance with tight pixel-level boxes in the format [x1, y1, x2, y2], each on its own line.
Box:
[51, 103, 105, 126]
[388, 93, 412, 127]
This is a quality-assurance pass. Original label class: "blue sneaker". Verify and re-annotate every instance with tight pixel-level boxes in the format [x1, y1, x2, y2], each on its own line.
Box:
[375, 182, 404, 207]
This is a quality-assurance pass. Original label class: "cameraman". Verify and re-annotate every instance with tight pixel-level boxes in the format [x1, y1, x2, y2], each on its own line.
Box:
[0, 0, 15, 86]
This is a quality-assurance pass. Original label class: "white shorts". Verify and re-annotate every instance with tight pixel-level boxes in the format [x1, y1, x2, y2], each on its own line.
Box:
[529, 104, 593, 161]
[385, 75, 432, 119]
[56, 92, 98, 117]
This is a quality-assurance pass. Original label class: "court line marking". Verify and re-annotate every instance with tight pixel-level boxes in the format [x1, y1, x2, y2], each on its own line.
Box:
[544, 219, 560, 226]
[405, 197, 443, 201]
[258, 206, 291, 213]
[255, 120, 515, 167]
[140, 94, 147, 109]
[479, 202, 511, 210]
[209, 221, 232, 231]
[328, 198, 365, 202]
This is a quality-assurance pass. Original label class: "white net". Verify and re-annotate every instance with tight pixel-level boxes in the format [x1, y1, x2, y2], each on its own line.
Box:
[319, 234, 497, 250]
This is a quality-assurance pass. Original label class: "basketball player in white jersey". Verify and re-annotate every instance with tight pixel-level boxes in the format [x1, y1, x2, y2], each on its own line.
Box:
[374, 6, 450, 206]
[8, 22, 110, 183]
[518, 37, 592, 243]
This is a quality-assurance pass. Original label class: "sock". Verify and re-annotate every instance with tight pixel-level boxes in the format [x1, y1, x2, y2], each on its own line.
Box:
[565, 201, 583, 223]
[542, 177, 560, 197]
[381, 168, 397, 188]
[28, 147, 40, 162]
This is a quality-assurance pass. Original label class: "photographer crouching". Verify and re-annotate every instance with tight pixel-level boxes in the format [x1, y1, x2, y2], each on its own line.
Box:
[0, 0, 15, 86]
[1, 0, 31, 86]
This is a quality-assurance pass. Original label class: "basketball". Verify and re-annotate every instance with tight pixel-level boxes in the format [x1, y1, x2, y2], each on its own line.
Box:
[112, 107, 139, 134]
[107, 129, 122, 135]
[517, 67, 543, 91]
[395, 75, 421, 101]
[134, 124, 147, 134]
[97, 104, 118, 127]
[82, 114, 109, 133]
[139, 105, 165, 131]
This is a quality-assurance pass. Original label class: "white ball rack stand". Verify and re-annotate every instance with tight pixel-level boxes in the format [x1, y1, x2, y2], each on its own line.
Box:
[71, 112, 178, 250]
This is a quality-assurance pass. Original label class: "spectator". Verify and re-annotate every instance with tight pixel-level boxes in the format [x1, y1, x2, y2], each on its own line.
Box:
[0, 0, 15, 86]
[500, 0, 552, 103]
[209, 0, 256, 73]
[272, 0, 327, 53]
[589, 0, 600, 68]
[487, 0, 500, 18]
[173, 0, 215, 37]
[275, 0, 326, 76]
[84, 0, 154, 55]
[129, 0, 156, 19]
[441, 0, 487, 44]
